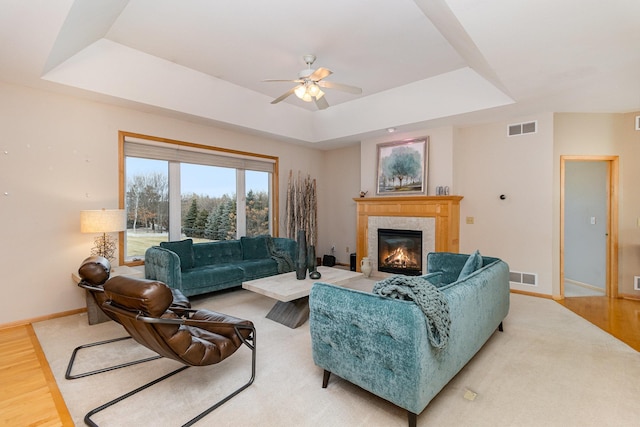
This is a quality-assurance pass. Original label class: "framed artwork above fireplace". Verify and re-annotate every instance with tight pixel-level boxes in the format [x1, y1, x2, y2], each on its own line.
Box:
[376, 137, 428, 196]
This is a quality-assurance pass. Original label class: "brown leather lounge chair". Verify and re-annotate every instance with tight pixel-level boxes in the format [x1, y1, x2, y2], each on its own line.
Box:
[66, 256, 191, 379]
[84, 275, 256, 427]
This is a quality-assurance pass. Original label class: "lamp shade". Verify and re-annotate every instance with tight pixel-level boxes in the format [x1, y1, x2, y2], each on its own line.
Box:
[80, 209, 126, 233]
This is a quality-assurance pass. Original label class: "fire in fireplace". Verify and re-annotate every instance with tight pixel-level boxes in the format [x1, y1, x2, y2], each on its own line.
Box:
[377, 228, 423, 276]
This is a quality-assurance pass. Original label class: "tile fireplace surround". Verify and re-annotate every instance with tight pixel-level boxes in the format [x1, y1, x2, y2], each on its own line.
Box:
[353, 196, 462, 276]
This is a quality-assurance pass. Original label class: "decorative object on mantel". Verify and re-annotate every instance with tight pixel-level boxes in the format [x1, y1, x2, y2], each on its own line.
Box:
[80, 208, 126, 262]
[360, 256, 373, 278]
[359, 190, 368, 198]
[285, 170, 318, 246]
[435, 186, 450, 196]
[296, 230, 307, 280]
[376, 137, 428, 196]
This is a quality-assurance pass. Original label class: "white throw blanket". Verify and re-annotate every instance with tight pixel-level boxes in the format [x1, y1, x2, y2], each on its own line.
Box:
[373, 275, 451, 349]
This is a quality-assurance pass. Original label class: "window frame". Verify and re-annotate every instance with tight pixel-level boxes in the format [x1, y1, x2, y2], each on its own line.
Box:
[118, 131, 279, 266]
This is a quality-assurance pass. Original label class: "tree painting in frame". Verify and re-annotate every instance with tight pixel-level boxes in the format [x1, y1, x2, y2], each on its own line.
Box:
[376, 138, 428, 195]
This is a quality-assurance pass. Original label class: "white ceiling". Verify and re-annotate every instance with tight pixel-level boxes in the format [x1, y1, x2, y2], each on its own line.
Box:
[1, 0, 638, 148]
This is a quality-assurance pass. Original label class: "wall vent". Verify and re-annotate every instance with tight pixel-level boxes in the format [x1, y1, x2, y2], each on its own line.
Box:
[507, 121, 537, 137]
[510, 271, 538, 286]
[634, 276, 640, 291]
[635, 116, 640, 131]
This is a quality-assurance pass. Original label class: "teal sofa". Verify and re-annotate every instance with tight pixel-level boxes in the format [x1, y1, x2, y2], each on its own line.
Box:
[309, 251, 510, 426]
[144, 235, 296, 297]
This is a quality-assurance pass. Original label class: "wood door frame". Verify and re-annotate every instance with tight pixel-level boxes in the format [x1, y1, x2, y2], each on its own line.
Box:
[560, 155, 619, 298]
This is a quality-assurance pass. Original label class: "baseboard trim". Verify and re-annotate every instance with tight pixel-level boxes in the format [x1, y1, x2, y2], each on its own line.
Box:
[510, 289, 554, 299]
[620, 293, 640, 301]
[565, 278, 605, 293]
[0, 307, 86, 330]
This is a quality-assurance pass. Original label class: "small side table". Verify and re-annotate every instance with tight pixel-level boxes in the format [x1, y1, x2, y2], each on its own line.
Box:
[71, 265, 144, 325]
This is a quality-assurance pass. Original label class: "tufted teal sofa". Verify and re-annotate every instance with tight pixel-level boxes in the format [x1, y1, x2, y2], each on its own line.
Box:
[309, 251, 510, 426]
[144, 235, 296, 297]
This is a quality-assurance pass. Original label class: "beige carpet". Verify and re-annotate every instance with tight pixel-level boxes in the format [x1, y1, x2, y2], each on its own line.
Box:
[33, 279, 640, 427]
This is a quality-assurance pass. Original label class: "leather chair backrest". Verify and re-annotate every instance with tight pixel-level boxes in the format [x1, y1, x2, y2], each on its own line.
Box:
[105, 276, 173, 317]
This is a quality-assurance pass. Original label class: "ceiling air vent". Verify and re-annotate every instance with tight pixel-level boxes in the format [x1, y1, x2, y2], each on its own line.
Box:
[635, 116, 640, 131]
[507, 120, 537, 137]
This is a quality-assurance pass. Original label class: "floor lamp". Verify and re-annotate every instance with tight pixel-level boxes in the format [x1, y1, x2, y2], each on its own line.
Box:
[80, 209, 126, 262]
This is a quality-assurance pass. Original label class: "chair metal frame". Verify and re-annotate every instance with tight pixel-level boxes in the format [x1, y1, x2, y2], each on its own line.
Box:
[65, 282, 165, 380]
[84, 305, 257, 427]
[66, 335, 162, 380]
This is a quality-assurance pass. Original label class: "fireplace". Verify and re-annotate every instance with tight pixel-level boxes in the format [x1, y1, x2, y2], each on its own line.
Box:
[377, 228, 422, 276]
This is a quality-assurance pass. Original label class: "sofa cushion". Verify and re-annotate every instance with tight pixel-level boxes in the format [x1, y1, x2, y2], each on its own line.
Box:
[418, 271, 445, 287]
[241, 235, 270, 260]
[181, 264, 244, 289]
[457, 250, 482, 281]
[238, 259, 279, 281]
[160, 239, 194, 271]
[193, 241, 243, 267]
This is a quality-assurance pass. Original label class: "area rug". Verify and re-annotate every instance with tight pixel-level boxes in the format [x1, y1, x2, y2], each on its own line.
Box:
[33, 281, 640, 427]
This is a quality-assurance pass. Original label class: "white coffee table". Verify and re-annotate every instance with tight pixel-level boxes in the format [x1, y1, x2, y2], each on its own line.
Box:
[242, 266, 363, 328]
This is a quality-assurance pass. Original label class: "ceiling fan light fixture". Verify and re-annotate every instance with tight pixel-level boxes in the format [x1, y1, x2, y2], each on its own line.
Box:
[294, 85, 307, 100]
[307, 83, 321, 97]
[315, 89, 325, 100]
[301, 92, 313, 102]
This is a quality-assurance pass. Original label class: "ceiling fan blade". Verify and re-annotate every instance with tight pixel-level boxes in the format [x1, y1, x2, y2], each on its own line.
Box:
[263, 79, 303, 83]
[271, 86, 300, 104]
[315, 96, 329, 110]
[317, 80, 362, 94]
[309, 67, 332, 81]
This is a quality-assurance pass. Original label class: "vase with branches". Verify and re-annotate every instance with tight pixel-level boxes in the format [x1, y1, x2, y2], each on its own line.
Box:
[286, 170, 318, 278]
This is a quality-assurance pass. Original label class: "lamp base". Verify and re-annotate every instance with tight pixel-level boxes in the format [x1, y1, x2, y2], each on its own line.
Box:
[91, 233, 117, 262]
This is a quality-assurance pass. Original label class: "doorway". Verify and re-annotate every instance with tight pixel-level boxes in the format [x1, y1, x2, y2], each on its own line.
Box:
[560, 156, 618, 298]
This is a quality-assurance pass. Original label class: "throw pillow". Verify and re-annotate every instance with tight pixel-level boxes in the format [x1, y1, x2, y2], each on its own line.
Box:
[160, 239, 194, 271]
[457, 250, 482, 281]
[241, 235, 270, 260]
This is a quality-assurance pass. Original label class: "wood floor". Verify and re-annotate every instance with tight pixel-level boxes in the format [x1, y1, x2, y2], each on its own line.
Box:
[0, 324, 72, 426]
[0, 295, 638, 426]
[557, 295, 640, 352]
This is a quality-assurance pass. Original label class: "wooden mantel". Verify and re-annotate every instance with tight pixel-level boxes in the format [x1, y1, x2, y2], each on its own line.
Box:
[353, 196, 463, 272]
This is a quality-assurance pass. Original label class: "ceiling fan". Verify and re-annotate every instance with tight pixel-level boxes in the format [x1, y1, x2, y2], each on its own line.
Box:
[263, 54, 362, 110]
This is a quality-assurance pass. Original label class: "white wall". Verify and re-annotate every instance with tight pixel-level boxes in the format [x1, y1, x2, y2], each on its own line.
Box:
[317, 144, 360, 265]
[454, 113, 555, 295]
[0, 81, 325, 325]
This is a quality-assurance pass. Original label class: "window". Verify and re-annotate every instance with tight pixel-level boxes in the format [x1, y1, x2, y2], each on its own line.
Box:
[118, 132, 278, 265]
